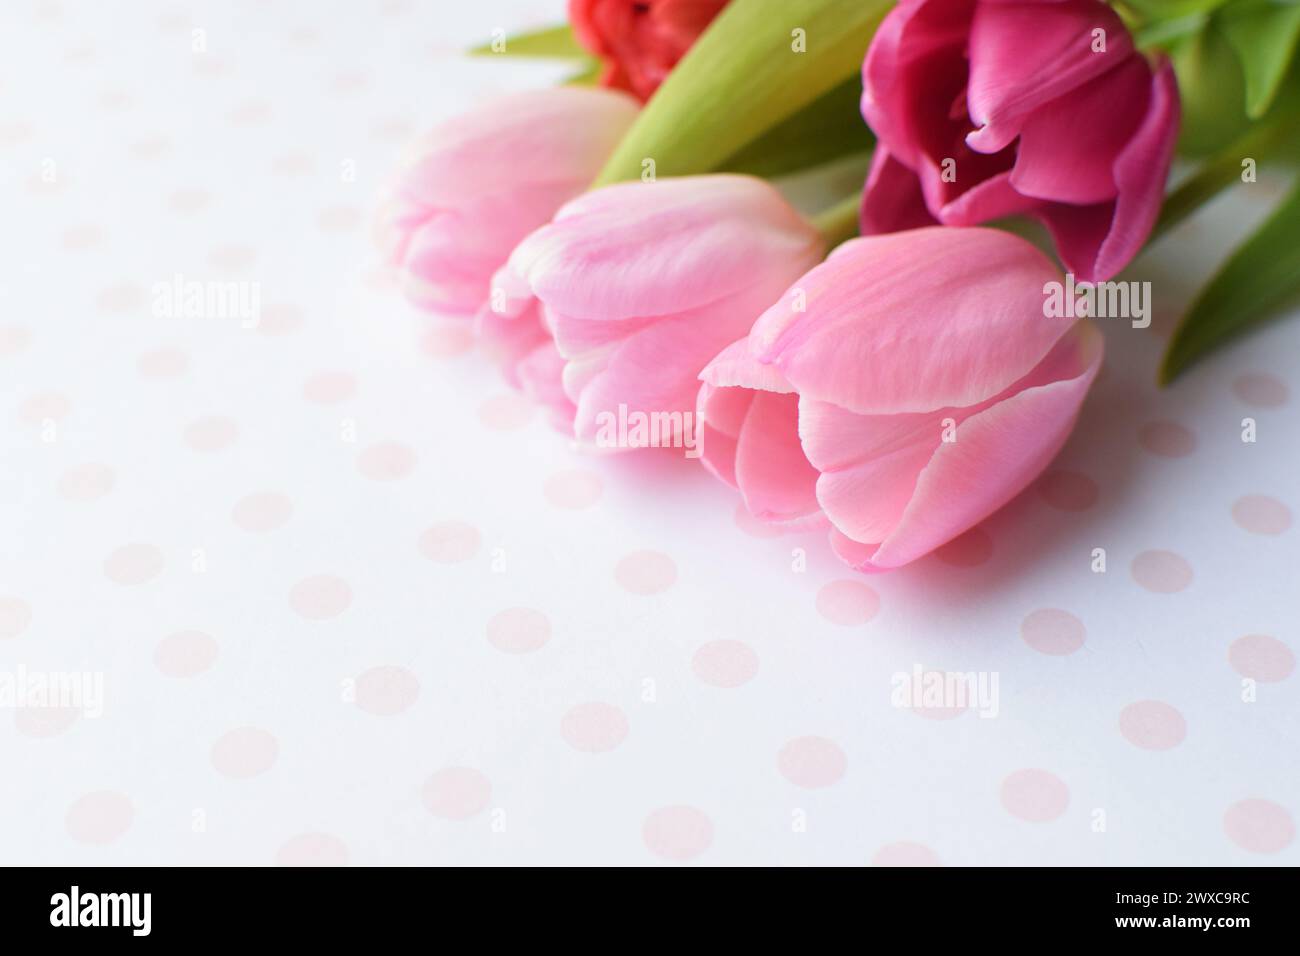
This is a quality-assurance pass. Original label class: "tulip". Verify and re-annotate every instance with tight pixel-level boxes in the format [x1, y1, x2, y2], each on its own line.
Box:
[375, 87, 638, 315]
[859, 0, 1179, 283]
[570, 0, 730, 101]
[481, 174, 825, 447]
[696, 227, 1103, 572]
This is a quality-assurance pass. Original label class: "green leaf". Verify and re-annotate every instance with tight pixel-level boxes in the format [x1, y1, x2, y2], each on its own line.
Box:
[593, 0, 892, 185]
[1218, 0, 1300, 118]
[1122, 0, 1232, 21]
[1167, 23, 1252, 157]
[467, 23, 590, 59]
[1160, 178, 1300, 383]
[717, 76, 874, 178]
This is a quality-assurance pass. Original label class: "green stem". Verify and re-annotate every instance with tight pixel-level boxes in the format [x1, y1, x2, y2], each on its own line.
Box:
[812, 192, 863, 250]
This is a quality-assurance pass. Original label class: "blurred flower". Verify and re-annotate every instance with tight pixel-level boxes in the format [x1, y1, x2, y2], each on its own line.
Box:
[570, 0, 730, 101]
[375, 87, 637, 315]
[859, 0, 1179, 282]
[697, 227, 1103, 571]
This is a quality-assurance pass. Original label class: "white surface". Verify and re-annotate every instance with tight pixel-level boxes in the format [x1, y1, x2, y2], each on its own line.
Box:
[1, 0, 1296, 866]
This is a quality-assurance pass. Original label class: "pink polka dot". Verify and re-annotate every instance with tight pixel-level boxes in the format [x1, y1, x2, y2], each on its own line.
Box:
[137, 347, 188, 379]
[1000, 768, 1069, 822]
[96, 283, 145, 314]
[692, 640, 759, 688]
[184, 416, 238, 451]
[816, 580, 879, 626]
[355, 665, 420, 716]
[258, 303, 302, 336]
[232, 492, 292, 532]
[208, 243, 257, 271]
[778, 736, 847, 788]
[419, 323, 475, 358]
[643, 806, 712, 862]
[1233, 373, 1288, 408]
[211, 727, 279, 779]
[1131, 550, 1193, 593]
[104, 543, 163, 585]
[615, 550, 677, 595]
[1138, 421, 1196, 458]
[422, 767, 491, 820]
[486, 607, 551, 654]
[357, 441, 416, 480]
[1036, 470, 1099, 512]
[934, 526, 993, 567]
[1228, 634, 1294, 683]
[733, 501, 785, 538]
[66, 791, 133, 845]
[302, 371, 356, 404]
[61, 224, 103, 251]
[1232, 495, 1291, 535]
[561, 702, 629, 753]
[318, 205, 361, 232]
[289, 575, 352, 621]
[271, 152, 314, 176]
[1224, 799, 1294, 854]
[19, 391, 71, 423]
[154, 629, 218, 677]
[544, 470, 603, 509]
[227, 100, 271, 127]
[58, 462, 115, 501]
[129, 137, 170, 160]
[0, 597, 32, 639]
[275, 832, 350, 867]
[478, 394, 534, 430]
[419, 521, 481, 564]
[1119, 700, 1186, 750]
[168, 188, 210, 214]
[15, 706, 79, 738]
[1020, 608, 1086, 655]
[871, 841, 941, 867]
[0, 325, 32, 356]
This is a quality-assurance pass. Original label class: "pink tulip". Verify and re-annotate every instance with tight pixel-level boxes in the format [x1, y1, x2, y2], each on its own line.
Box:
[697, 227, 1103, 572]
[480, 174, 825, 446]
[375, 87, 638, 315]
[859, 0, 1179, 283]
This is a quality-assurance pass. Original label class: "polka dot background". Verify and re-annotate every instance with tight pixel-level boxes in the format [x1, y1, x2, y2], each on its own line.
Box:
[1, 0, 1296, 866]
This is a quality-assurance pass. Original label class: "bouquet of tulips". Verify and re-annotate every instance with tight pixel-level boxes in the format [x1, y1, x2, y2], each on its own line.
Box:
[377, 0, 1300, 573]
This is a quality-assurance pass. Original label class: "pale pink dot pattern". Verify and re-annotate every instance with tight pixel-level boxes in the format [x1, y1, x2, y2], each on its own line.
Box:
[96, 283, 145, 313]
[911, 673, 969, 720]
[692, 640, 759, 688]
[0, 120, 35, 146]
[104, 543, 164, 585]
[1020, 608, 1086, 656]
[212, 727, 279, 779]
[208, 243, 257, 271]
[318, 205, 361, 232]
[815, 580, 880, 626]
[419, 521, 481, 564]
[232, 492, 293, 532]
[934, 526, 993, 567]
[289, 575, 352, 621]
[129, 137, 170, 160]
[486, 607, 551, 654]
[477, 394, 534, 430]
[1138, 421, 1196, 458]
[227, 99, 271, 127]
[302, 370, 356, 404]
[355, 665, 420, 716]
[66, 791, 133, 845]
[1000, 769, 1069, 822]
[615, 550, 677, 595]
[1224, 799, 1295, 854]
[154, 629, 219, 677]
[1231, 495, 1291, 536]
[871, 841, 941, 867]
[1131, 550, 1193, 594]
[560, 702, 630, 753]
[0, 597, 33, 639]
[643, 806, 713, 862]
[258, 303, 303, 336]
[0, 325, 32, 356]
[19, 391, 71, 423]
[168, 188, 210, 214]
[778, 736, 848, 788]
[1036, 470, 1099, 512]
[733, 501, 785, 538]
[357, 441, 416, 480]
[422, 767, 491, 820]
[15, 706, 79, 738]
[1118, 700, 1187, 751]
[58, 462, 115, 501]
[60, 224, 102, 250]
[544, 470, 603, 510]
[184, 416, 238, 452]
[271, 151, 314, 176]
[137, 347, 189, 379]
[275, 832, 349, 867]
[419, 324, 475, 358]
[1232, 372, 1288, 408]
[1228, 634, 1295, 683]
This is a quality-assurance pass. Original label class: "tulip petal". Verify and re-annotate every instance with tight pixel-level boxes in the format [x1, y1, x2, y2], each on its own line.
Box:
[734, 391, 822, 523]
[859, 146, 940, 235]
